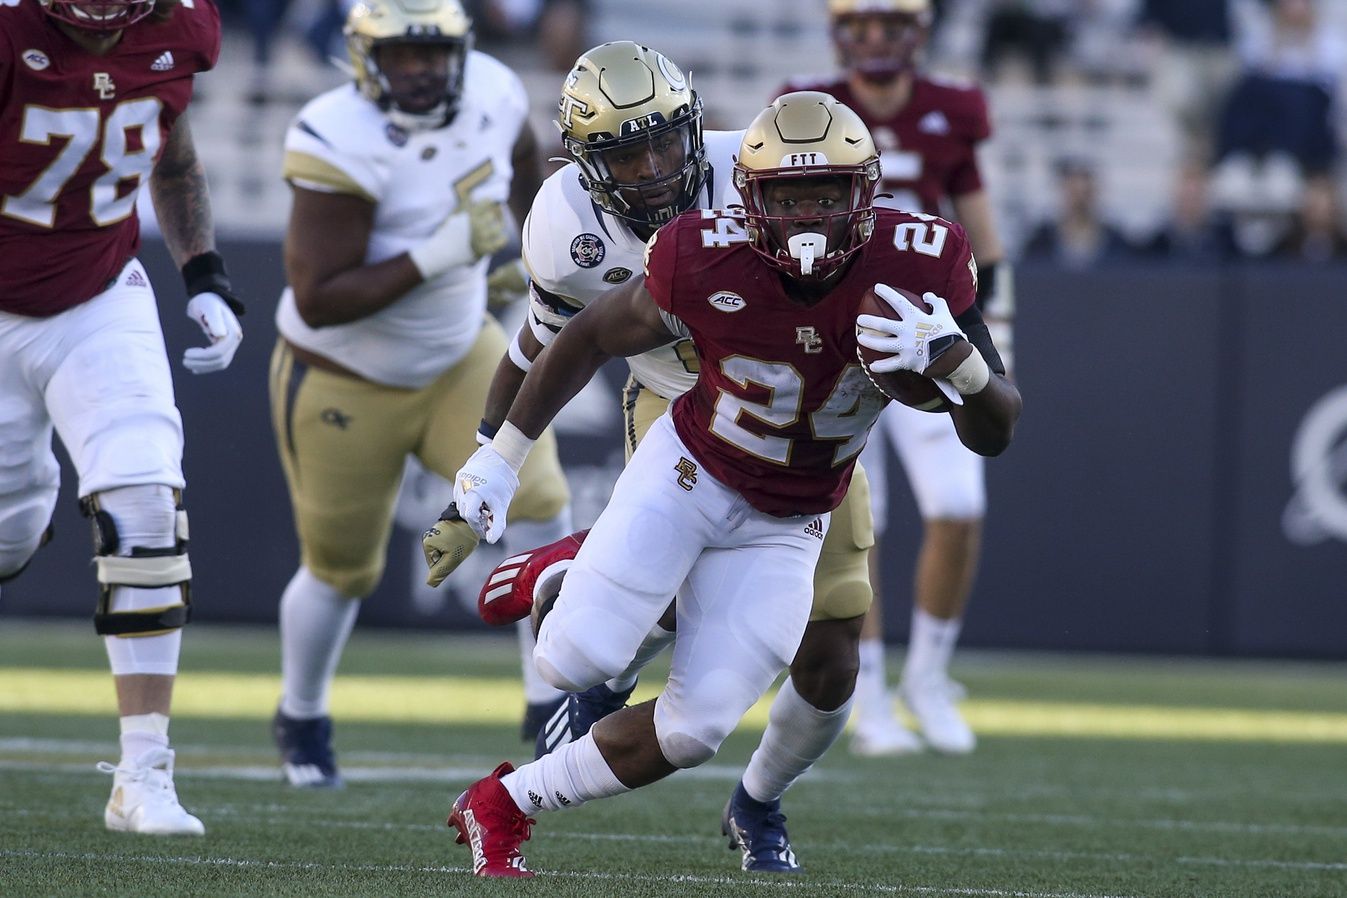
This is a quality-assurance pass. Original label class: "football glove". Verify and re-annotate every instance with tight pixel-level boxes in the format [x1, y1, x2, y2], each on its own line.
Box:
[453, 444, 520, 544]
[856, 286, 967, 376]
[422, 502, 481, 588]
[183, 292, 244, 374]
[408, 199, 510, 280]
[477, 529, 589, 626]
[486, 258, 529, 308]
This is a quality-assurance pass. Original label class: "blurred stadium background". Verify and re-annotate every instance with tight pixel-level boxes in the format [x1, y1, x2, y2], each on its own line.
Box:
[5, 0, 1343, 658]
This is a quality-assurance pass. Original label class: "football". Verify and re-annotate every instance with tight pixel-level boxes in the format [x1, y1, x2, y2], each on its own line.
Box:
[855, 285, 952, 413]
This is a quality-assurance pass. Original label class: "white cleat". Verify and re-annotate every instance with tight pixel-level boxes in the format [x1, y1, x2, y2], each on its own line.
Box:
[899, 675, 976, 755]
[98, 748, 205, 835]
[849, 713, 925, 757]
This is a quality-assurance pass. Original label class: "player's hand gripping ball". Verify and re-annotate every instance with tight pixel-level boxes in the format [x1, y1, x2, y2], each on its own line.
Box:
[855, 285, 952, 412]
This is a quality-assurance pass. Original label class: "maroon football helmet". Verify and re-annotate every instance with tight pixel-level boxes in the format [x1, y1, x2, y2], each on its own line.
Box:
[40, 0, 156, 32]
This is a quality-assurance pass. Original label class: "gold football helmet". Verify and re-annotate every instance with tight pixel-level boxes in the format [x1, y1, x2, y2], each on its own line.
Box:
[557, 41, 708, 231]
[734, 92, 881, 280]
[345, 0, 473, 131]
[829, 0, 932, 82]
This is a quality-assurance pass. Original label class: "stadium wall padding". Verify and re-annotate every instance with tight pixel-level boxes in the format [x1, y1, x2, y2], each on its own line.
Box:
[3, 241, 1343, 658]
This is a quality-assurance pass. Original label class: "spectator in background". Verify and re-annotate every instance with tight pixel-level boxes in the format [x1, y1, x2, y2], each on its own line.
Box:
[1215, 0, 1343, 176]
[980, 0, 1074, 84]
[1134, 0, 1238, 164]
[468, 0, 588, 71]
[1276, 174, 1347, 262]
[1145, 162, 1227, 262]
[1022, 158, 1134, 267]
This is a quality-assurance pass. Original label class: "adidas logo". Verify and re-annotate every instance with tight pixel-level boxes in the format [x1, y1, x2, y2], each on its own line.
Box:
[526, 789, 545, 809]
[804, 518, 824, 540]
[553, 790, 571, 807]
[482, 552, 530, 606]
[461, 808, 486, 874]
[125, 269, 147, 287]
[150, 51, 175, 72]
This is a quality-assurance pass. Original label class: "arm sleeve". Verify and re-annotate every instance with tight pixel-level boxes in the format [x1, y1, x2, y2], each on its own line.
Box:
[526, 282, 583, 347]
[955, 304, 1006, 376]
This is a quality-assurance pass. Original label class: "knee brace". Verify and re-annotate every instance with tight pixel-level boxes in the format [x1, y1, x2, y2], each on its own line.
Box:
[82, 486, 191, 636]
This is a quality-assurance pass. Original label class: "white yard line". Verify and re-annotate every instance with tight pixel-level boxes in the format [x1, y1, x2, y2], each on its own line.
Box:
[0, 849, 1144, 897]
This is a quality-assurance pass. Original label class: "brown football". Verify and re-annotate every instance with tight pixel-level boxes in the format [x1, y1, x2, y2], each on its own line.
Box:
[855, 285, 952, 413]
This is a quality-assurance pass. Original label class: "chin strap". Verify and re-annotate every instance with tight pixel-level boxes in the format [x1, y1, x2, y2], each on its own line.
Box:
[788, 232, 828, 276]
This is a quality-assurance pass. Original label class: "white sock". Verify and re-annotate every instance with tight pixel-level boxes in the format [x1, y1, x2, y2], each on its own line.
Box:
[606, 621, 675, 693]
[503, 514, 573, 704]
[515, 618, 563, 703]
[742, 677, 853, 803]
[853, 637, 890, 722]
[500, 731, 629, 814]
[119, 712, 170, 763]
[279, 566, 360, 719]
[902, 607, 962, 683]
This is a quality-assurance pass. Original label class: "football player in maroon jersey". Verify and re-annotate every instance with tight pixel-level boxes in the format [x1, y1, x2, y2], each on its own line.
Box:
[438, 92, 1019, 877]
[0, 0, 241, 834]
[782, 0, 1014, 756]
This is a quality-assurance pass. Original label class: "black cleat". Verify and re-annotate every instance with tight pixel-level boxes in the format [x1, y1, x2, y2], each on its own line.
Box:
[721, 781, 802, 873]
[272, 708, 342, 789]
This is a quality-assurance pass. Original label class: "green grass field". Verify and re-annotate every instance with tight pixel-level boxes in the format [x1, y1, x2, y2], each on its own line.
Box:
[1, 619, 1344, 898]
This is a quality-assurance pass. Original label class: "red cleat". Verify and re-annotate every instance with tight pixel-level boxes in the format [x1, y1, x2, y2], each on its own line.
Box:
[477, 530, 588, 627]
[448, 762, 537, 878]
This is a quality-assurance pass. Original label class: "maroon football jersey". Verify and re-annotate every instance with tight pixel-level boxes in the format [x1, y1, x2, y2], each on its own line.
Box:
[644, 208, 976, 517]
[779, 75, 990, 215]
[0, 0, 221, 316]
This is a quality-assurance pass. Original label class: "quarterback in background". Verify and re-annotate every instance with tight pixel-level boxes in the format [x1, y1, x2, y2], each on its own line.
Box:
[268, 0, 570, 788]
[0, 0, 243, 834]
[784, 0, 1014, 756]
[426, 42, 888, 873]
[439, 92, 1020, 877]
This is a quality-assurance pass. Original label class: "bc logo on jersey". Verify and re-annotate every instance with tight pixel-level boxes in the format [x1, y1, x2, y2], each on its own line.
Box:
[570, 233, 606, 269]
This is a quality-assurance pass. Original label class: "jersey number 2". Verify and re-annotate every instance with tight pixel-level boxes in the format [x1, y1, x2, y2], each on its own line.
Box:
[2, 99, 163, 229]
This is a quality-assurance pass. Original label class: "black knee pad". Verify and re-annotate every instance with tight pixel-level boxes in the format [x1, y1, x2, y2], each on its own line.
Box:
[81, 491, 191, 636]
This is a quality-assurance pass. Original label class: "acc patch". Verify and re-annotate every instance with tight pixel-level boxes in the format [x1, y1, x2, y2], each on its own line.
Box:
[22, 50, 50, 71]
[570, 233, 606, 269]
[602, 267, 632, 284]
[707, 291, 746, 313]
[385, 123, 409, 147]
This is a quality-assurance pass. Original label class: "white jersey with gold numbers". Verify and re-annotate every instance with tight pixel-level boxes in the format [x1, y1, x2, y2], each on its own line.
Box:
[276, 51, 528, 389]
[521, 129, 744, 400]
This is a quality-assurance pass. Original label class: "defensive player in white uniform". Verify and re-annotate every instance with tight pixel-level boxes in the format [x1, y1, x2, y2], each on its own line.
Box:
[424, 43, 880, 873]
[267, 0, 571, 788]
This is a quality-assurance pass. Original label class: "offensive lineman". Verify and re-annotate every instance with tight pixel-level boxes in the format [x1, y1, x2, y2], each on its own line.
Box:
[440, 92, 1020, 877]
[783, 0, 1014, 756]
[426, 42, 883, 873]
[267, 0, 571, 788]
[1, 0, 243, 834]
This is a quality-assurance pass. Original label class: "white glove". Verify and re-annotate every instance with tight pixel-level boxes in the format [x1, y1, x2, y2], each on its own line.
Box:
[183, 292, 244, 374]
[856, 286, 966, 375]
[408, 199, 510, 280]
[452, 444, 520, 544]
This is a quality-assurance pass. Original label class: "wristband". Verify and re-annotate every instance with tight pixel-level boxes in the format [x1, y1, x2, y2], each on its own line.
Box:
[476, 418, 498, 446]
[492, 421, 535, 473]
[182, 251, 245, 316]
[947, 349, 991, 395]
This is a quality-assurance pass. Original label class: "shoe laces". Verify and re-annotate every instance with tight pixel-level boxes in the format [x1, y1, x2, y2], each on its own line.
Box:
[97, 748, 179, 801]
